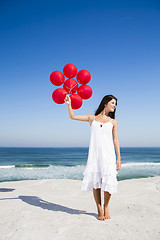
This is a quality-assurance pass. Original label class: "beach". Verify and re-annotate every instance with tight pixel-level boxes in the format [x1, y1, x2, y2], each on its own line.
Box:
[0, 176, 160, 240]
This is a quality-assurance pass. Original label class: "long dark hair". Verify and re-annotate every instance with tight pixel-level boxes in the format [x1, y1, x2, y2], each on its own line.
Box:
[95, 95, 117, 119]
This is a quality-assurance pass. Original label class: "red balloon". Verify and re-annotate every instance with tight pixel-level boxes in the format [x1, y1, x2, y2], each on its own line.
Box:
[63, 78, 78, 94]
[63, 63, 77, 78]
[52, 88, 67, 104]
[50, 71, 65, 86]
[70, 94, 83, 110]
[76, 70, 91, 84]
[78, 85, 93, 100]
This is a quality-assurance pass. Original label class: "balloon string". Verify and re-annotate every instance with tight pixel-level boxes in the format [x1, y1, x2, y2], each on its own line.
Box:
[65, 83, 78, 94]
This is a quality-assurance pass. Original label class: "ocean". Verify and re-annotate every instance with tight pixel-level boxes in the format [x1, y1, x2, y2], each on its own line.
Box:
[0, 147, 160, 182]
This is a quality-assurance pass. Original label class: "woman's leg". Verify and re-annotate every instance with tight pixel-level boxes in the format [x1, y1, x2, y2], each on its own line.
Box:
[93, 188, 105, 220]
[104, 191, 111, 219]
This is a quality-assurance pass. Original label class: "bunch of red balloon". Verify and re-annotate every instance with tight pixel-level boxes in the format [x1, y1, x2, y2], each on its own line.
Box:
[50, 63, 93, 109]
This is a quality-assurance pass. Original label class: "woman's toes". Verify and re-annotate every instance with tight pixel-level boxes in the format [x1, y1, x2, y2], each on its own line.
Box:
[98, 216, 105, 221]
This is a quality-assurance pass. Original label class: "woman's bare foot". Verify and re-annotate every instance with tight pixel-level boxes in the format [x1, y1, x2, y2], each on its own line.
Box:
[97, 206, 105, 221]
[104, 205, 111, 219]
[97, 214, 105, 221]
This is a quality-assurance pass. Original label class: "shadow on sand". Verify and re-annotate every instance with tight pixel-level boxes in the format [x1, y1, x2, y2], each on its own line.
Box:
[0, 195, 97, 218]
[0, 188, 15, 192]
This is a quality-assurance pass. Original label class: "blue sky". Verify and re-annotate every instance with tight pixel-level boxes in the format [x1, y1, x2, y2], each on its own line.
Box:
[0, 0, 160, 147]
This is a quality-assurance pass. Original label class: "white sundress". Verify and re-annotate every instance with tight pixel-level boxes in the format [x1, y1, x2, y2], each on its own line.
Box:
[81, 116, 118, 194]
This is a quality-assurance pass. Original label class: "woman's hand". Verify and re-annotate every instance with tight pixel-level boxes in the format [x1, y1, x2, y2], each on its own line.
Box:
[64, 94, 71, 105]
[116, 158, 121, 171]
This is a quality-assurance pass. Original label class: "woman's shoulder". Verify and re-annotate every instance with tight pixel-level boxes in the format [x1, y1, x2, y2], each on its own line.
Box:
[88, 114, 95, 121]
[87, 114, 95, 126]
[87, 114, 95, 118]
[111, 119, 118, 127]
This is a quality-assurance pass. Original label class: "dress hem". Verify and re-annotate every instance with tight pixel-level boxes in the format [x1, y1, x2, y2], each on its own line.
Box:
[81, 182, 118, 195]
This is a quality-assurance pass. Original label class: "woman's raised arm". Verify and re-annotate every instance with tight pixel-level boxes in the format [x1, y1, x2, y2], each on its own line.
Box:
[64, 95, 94, 122]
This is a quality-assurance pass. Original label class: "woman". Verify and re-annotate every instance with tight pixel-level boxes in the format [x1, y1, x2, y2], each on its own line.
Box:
[64, 94, 121, 221]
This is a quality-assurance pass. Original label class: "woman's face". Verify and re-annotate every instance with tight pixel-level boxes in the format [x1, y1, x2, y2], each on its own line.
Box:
[105, 99, 117, 112]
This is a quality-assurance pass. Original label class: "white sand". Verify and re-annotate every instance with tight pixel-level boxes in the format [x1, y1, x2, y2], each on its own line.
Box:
[0, 176, 160, 240]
